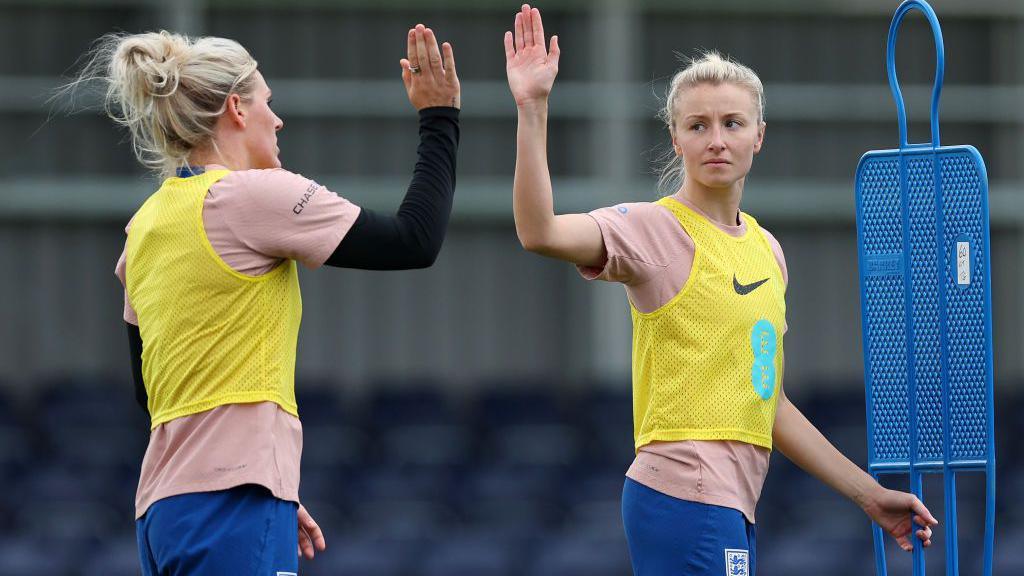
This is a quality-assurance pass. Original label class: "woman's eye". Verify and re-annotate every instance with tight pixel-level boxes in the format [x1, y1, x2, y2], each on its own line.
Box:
[691, 123, 705, 131]
[725, 119, 741, 128]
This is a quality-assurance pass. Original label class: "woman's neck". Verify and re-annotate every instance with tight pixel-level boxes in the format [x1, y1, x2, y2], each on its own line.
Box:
[188, 140, 247, 171]
[677, 177, 744, 227]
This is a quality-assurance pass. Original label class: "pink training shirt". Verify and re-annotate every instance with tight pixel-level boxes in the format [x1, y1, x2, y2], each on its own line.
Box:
[116, 166, 360, 518]
[578, 192, 788, 523]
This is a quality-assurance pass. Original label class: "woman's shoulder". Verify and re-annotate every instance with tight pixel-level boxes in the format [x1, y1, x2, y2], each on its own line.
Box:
[591, 198, 681, 225]
[212, 168, 324, 210]
[589, 199, 689, 245]
[219, 167, 317, 188]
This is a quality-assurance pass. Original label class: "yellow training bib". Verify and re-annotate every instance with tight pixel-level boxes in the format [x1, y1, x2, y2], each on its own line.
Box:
[630, 197, 786, 451]
[126, 170, 302, 428]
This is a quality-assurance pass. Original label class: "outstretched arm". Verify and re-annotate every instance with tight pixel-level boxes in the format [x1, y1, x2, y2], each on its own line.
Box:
[326, 25, 460, 270]
[505, 4, 604, 266]
[773, 386, 938, 551]
[326, 107, 458, 270]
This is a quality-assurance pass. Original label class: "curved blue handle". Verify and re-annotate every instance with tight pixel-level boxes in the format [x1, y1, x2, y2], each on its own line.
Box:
[887, 0, 945, 149]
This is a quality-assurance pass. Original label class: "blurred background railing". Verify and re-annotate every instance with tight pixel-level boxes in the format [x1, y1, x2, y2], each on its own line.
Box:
[0, 0, 1021, 574]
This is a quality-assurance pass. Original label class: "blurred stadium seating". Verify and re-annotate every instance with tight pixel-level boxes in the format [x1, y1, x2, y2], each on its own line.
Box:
[0, 379, 1015, 576]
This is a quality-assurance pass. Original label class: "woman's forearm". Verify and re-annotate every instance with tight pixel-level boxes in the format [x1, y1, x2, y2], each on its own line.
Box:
[326, 107, 458, 270]
[513, 101, 556, 251]
[505, 8, 602, 265]
[772, 394, 880, 509]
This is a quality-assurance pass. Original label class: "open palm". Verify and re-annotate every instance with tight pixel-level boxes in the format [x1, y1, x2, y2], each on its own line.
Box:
[504, 4, 560, 107]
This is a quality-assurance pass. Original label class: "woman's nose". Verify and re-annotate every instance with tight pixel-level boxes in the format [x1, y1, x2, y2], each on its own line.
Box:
[707, 127, 725, 150]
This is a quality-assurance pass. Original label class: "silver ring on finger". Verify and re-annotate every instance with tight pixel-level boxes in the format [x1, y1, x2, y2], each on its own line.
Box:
[409, 65, 421, 74]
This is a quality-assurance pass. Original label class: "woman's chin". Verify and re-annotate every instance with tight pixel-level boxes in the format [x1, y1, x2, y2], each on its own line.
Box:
[697, 177, 743, 191]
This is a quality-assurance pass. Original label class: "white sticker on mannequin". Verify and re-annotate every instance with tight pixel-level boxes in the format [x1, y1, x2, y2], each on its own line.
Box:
[957, 241, 970, 286]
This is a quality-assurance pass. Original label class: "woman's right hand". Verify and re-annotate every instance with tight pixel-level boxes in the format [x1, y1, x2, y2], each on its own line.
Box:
[505, 4, 560, 109]
[401, 24, 460, 110]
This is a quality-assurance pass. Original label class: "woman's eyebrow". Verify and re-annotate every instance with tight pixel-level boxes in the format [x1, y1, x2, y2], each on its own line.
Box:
[683, 110, 749, 120]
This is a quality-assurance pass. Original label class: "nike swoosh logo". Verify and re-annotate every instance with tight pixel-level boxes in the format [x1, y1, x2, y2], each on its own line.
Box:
[733, 275, 769, 295]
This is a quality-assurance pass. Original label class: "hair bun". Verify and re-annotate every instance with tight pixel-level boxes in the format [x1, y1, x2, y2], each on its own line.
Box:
[119, 32, 188, 98]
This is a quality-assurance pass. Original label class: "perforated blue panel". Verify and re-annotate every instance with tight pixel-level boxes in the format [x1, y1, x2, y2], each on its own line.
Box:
[858, 149, 993, 468]
[907, 157, 944, 462]
[860, 159, 902, 255]
[859, 157, 910, 463]
[864, 275, 910, 462]
[940, 151, 990, 461]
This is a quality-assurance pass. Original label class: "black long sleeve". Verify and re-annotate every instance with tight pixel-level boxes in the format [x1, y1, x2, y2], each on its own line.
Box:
[326, 106, 459, 270]
[126, 322, 148, 417]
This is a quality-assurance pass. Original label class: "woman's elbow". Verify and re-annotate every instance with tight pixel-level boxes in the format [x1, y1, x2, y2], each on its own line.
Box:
[409, 244, 442, 269]
[413, 254, 437, 269]
[517, 230, 549, 254]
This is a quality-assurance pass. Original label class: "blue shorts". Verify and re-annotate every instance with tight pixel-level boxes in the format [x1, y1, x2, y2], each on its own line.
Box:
[622, 477, 756, 576]
[136, 484, 298, 576]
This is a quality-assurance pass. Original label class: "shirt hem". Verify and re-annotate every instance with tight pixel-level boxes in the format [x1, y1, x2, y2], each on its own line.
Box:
[626, 467, 758, 524]
[135, 474, 300, 520]
[637, 428, 773, 452]
[151, 394, 298, 429]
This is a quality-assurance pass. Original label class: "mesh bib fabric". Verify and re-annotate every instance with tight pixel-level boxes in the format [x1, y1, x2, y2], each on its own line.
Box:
[126, 170, 302, 428]
[630, 197, 786, 450]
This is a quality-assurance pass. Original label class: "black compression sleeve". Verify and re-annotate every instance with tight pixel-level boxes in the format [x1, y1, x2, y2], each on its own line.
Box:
[126, 322, 148, 417]
[325, 106, 459, 270]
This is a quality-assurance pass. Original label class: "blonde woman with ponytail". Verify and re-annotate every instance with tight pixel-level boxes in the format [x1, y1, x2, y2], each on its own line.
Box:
[505, 5, 936, 575]
[69, 24, 459, 574]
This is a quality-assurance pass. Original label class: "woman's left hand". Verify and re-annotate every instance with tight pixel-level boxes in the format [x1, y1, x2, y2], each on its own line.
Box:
[401, 24, 460, 110]
[298, 503, 327, 559]
[861, 486, 938, 552]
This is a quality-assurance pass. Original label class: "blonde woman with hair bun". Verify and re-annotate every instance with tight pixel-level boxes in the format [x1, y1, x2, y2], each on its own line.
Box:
[504, 4, 936, 574]
[69, 24, 459, 574]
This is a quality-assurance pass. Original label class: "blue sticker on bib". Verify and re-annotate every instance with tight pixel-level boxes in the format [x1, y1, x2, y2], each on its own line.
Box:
[750, 319, 777, 400]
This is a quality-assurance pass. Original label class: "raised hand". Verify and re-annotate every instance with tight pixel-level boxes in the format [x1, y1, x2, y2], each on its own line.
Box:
[401, 24, 460, 110]
[504, 4, 560, 108]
